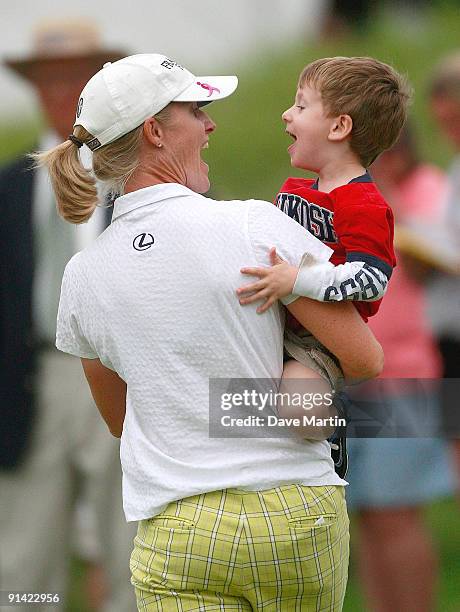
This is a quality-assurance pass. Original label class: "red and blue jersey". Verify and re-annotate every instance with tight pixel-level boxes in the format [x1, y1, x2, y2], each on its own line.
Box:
[275, 173, 396, 321]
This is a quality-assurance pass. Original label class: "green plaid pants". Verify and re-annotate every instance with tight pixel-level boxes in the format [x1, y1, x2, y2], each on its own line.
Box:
[130, 484, 349, 611]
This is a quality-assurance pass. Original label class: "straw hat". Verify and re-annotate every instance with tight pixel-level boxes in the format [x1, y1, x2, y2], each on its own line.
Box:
[5, 18, 125, 80]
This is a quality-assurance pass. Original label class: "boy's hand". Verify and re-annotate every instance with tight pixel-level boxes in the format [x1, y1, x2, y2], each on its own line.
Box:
[237, 247, 298, 313]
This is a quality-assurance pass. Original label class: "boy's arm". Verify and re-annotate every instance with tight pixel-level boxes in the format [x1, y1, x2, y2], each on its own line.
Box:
[311, 187, 394, 302]
[237, 252, 389, 312]
[238, 188, 394, 311]
[292, 255, 390, 302]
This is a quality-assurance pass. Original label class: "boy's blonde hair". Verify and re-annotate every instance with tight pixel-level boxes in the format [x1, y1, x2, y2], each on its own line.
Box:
[299, 57, 412, 167]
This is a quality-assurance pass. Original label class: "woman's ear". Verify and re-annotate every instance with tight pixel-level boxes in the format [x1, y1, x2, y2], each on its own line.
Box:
[143, 117, 164, 148]
[328, 114, 353, 142]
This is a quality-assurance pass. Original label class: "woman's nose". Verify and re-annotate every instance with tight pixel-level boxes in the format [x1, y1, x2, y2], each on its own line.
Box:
[203, 112, 216, 133]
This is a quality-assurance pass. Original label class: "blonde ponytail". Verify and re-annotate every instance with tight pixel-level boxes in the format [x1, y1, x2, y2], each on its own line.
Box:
[33, 125, 98, 224]
[33, 105, 172, 224]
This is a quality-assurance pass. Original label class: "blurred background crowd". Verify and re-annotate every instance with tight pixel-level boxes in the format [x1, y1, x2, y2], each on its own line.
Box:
[0, 1, 459, 610]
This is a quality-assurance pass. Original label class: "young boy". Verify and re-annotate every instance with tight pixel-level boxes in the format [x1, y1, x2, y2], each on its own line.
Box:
[237, 57, 412, 475]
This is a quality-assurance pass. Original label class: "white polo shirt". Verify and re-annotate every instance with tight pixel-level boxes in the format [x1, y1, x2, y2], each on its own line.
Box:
[56, 183, 345, 522]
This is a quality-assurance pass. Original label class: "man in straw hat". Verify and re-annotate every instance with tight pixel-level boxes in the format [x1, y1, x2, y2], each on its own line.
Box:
[0, 18, 136, 611]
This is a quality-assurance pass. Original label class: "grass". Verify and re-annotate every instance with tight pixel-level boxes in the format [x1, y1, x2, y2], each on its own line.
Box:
[343, 498, 460, 612]
[424, 497, 460, 611]
[0, 116, 40, 164]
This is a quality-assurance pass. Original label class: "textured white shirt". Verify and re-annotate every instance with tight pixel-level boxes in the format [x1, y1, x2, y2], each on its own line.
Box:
[56, 183, 345, 522]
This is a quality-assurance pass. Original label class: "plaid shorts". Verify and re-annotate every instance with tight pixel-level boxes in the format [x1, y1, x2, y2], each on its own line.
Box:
[130, 484, 349, 611]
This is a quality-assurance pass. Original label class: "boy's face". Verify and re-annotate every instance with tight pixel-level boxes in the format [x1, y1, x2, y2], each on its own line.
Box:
[282, 84, 334, 172]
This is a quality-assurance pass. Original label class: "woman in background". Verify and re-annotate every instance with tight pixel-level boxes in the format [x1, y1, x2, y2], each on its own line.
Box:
[346, 125, 454, 612]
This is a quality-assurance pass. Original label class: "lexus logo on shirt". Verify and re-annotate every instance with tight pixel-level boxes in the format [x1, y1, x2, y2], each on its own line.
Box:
[133, 233, 155, 251]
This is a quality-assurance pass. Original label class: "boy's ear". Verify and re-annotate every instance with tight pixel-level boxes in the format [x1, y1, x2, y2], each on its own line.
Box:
[328, 114, 353, 142]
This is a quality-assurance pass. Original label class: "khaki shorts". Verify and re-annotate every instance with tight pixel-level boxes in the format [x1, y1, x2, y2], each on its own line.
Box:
[284, 327, 345, 392]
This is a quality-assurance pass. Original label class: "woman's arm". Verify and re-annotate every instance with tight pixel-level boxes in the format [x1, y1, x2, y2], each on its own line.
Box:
[287, 298, 384, 382]
[81, 358, 127, 437]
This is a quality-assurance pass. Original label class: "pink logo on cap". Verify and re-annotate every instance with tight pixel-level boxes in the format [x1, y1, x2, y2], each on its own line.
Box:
[197, 82, 221, 97]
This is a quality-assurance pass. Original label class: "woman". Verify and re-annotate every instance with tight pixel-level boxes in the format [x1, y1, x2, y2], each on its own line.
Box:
[38, 54, 383, 611]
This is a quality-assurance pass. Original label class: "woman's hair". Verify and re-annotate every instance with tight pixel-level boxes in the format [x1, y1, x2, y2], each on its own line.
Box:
[32, 106, 172, 224]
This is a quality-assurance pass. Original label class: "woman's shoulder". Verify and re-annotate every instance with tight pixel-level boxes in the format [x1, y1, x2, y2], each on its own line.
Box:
[204, 194, 276, 217]
[62, 251, 88, 287]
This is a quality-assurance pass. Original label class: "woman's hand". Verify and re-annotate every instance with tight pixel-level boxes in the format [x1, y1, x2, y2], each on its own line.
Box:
[237, 247, 298, 313]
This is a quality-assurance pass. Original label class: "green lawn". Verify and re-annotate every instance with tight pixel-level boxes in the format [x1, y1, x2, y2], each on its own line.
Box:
[344, 498, 460, 612]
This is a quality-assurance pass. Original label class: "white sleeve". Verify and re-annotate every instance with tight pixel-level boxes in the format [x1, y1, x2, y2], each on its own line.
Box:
[55, 255, 98, 359]
[246, 200, 333, 304]
[294, 256, 389, 302]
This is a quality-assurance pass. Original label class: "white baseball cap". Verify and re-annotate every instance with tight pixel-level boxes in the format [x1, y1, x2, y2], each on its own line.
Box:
[74, 53, 238, 151]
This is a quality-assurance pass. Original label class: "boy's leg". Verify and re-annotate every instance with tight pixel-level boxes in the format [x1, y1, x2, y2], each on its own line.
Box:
[279, 360, 338, 439]
[327, 392, 349, 478]
[283, 329, 349, 477]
